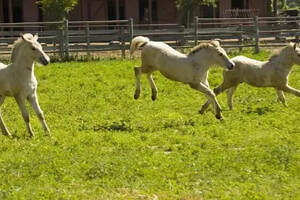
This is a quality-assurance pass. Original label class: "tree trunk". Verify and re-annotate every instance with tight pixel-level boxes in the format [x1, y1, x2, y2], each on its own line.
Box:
[266, 0, 272, 16]
[273, 0, 277, 16]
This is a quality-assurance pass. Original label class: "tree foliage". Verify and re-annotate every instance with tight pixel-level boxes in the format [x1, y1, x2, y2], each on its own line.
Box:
[175, 0, 218, 7]
[174, 0, 218, 27]
[37, 0, 79, 21]
[287, 0, 300, 8]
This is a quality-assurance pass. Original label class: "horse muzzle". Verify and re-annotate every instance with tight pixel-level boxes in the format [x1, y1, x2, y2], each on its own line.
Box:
[40, 56, 50, 66]
[227, 62, 235, 70]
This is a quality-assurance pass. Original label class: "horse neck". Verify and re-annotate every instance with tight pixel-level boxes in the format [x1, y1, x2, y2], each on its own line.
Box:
[268, 50, 294, 72]
[11, 50, 35, 74]
[192, 50, 216, 69]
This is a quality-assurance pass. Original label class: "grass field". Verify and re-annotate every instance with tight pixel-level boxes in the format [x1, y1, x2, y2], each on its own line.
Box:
[0, 50, 300, 199]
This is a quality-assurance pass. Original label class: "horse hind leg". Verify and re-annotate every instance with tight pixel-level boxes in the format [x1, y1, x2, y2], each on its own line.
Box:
[275, 89, 287, 107]
[134, 67, 142, 99]
[147, 73, 158, 101]
[199, 101, 210, 114]
[280, 85, 300, 97]
[0, 96, 11, 136]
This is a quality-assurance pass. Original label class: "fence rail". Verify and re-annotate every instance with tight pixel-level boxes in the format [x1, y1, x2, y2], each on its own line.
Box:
[0, 16, 300, 60]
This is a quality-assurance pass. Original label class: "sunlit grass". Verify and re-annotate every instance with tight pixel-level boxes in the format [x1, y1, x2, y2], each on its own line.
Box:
[0, 50, 299, 199]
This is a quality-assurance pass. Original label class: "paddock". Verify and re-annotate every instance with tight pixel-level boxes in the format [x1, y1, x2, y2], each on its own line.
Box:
[0, 51, 299, 199]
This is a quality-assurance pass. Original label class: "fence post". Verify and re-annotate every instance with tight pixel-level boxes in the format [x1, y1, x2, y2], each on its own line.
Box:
[194, 16, 198, 46]
[253, 16, 259, 53]
[238, 24, 243, 52]
[129, 18, 134, 43]
[64, 19, 69, 60]
[85, 23, 90, 57]
[59, 22, 64, 60]
[295, 19, 299, 42]
[121, 27, 125, 59]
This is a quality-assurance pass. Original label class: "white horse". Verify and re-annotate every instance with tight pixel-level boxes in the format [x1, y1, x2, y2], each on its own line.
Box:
[0, 33, 50, 137]
[199, 42, 300, 113]
[130, 36, 235, 119]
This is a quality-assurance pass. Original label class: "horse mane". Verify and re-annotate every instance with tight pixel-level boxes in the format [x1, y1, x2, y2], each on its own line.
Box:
[11, 34, 34, 63]
[188, 43, 215, 56]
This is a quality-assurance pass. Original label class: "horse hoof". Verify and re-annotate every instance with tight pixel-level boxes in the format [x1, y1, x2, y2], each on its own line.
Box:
[134, 94, 140, 99]
[152, 96, 156, 101]
[199, 109, 205, 115]
[2, 131, 12, 137]
[216, 114, 222, 120]
[45, 130, 51, 136]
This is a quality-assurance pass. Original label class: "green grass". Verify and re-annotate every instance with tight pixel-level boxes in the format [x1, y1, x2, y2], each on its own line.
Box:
[0, 50, 300, 199]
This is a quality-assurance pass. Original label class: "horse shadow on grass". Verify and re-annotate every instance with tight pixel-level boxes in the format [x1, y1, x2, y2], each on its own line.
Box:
[242, 106, 274, 115]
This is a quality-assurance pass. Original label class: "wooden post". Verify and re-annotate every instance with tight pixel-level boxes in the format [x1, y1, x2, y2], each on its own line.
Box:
[254, 16, 259, 53]
[85, 23, 90, 57]
[8, 0, 13, 31]
[238, 24, 243, 52]
[59, 27, 64, 60]
[194, 16, 198, 46]
[64, 19, 69, 60]
[0, 0, 3, 23]
[129, 18, 134, 44]
[8, 0, 13, 23]
[120, 27, 125, 58]
[148, 0, 152, 24]
[179, 25, 185, 46]
[53, 40, 57, 58]
[295, 19, 299, 43]
[115, 0, 120, 20]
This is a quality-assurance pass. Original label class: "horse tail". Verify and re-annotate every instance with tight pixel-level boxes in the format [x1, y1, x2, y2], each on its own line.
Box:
[130, 36, 150, 56]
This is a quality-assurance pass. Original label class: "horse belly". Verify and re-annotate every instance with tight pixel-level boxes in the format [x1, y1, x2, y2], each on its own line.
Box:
[245, 74, 271, 87]
[159, 67, 194, 83]
[0, 87, 13, 96]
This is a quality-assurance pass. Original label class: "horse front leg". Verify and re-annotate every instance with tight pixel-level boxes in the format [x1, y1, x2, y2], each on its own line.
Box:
[147, 73, 157, 101]
[226, 86, 238, 110]
[0, 96, 11, 136]
[190, 82, 222, 119]
[199, 83, 228, 114]
[14, 95, 34, 137]
[134, 66, 142, 99]
[28, 92, 50, 135]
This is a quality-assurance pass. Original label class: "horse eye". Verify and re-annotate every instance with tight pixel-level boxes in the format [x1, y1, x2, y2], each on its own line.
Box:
[218, 53, 223, 56]
[32, 47, 36, 51]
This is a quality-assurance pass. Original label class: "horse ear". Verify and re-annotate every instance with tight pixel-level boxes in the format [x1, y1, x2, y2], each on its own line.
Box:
[211, 40, 220, 47]
[34, 33, 39, 41]
[294, 42, 298, 50]
[20, 33, 25, 40]
[21, 33, 30, 42]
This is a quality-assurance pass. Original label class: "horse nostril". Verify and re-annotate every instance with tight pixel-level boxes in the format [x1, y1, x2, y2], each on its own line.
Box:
[40, 57, 49, 65]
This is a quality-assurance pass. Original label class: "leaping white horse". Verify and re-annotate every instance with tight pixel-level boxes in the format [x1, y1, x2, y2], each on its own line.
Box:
[130, 36, 235, 119]
[199, 42, 300, 113]
[0, 33, 50, 137]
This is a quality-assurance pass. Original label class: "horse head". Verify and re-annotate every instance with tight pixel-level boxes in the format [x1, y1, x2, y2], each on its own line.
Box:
[20, 33, 50, 66]
[210, 40, 234, 70]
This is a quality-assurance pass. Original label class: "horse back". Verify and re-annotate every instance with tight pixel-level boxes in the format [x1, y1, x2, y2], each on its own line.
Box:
[229, 56, 273, 87]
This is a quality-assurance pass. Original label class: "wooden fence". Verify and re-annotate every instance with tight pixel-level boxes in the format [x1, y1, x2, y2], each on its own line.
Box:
[0, 16, 300, 60]
[195, 16, 300, 52]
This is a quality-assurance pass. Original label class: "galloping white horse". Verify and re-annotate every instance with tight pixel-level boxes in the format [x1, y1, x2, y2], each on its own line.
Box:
[199, 42, 300, 113]
[0, 33, 50, 137]
[130, 36, 235, 119]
